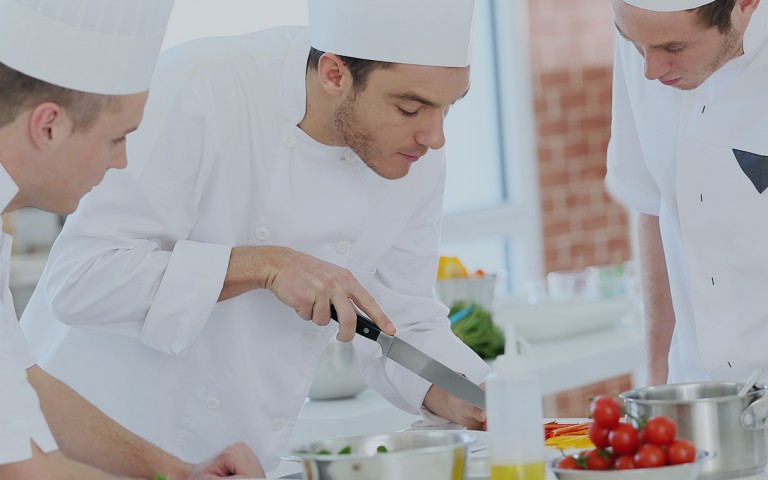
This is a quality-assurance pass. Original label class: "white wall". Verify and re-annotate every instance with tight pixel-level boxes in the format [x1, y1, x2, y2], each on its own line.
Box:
[162, 0, 309, 51]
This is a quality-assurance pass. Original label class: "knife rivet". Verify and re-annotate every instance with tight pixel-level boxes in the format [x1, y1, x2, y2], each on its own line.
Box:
[364, 328, 369, 334]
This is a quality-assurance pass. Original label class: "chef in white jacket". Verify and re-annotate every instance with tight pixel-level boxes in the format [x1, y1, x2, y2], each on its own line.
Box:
[21, 0, 491, 472]
[606, 0, 768, 385]
[0, 0, 263, 478]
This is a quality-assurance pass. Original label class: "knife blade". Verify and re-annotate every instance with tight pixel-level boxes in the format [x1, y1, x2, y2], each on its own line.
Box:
[330, 306, 486, 409]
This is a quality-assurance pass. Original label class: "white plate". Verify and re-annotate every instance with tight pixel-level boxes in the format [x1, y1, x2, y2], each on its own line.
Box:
[549, 450, 710, 480]
[494, 298, 635, 342]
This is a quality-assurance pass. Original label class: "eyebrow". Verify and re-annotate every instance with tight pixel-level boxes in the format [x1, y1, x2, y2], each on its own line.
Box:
[389, 87, 471, 108]
[614, 22, 686, 50]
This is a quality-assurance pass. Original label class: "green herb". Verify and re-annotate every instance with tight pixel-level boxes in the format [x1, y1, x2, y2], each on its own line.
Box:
[449, 301, 504, 359]
[154, 476, 168, 480]
[316, 449, 332, 455]
[337, 445, 352, 455]
[376, 445, 388, 453]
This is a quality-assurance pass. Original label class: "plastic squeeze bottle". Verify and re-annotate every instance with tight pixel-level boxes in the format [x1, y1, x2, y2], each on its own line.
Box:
[486, 324, 545, 480]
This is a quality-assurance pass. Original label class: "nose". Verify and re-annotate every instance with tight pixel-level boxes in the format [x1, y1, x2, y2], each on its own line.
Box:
[415, 111, 446, 150]
[643, 48, 672, 81]
[110, 144, 128, 170]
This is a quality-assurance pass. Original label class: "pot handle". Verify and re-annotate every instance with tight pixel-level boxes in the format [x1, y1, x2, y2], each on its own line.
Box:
[741, 393, 768, 430]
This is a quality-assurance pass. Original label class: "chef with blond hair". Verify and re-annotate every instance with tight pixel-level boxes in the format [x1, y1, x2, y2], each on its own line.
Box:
[0, 0, 263, 477]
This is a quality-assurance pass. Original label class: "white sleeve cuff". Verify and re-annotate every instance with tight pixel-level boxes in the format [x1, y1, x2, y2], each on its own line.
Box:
[140, 240, 232, 355]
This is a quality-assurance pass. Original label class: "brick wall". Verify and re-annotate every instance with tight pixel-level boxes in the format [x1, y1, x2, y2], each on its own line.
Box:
[527, 0, 635, 416]
[529, 0, 631, 274]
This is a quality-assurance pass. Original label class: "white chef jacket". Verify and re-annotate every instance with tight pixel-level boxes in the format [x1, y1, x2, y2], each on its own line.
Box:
[606, 6, 768, 384]
[21, 27, 490, 471]
[0, 164, 58, 464]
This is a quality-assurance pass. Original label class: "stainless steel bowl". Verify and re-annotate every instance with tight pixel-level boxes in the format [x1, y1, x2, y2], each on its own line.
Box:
[292, 430, 475, 480]
[308, 340, 367, 401]
[621, 382, 768, 480]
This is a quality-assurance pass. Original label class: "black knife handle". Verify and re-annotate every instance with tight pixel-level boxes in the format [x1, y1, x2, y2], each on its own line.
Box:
[329, 305, 382, 342]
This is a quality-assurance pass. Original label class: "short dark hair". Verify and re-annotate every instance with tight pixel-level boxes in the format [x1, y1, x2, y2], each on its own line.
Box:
[694, 0, 738, 33]
[0, 62, 117, 131]
[306, 47, 394, 93]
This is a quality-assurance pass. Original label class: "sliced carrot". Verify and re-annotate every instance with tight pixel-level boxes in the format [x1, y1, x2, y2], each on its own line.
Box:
[549, 422, 592, 437]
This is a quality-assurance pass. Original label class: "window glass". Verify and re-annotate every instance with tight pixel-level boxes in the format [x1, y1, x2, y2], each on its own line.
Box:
[443, 0, 504, 214]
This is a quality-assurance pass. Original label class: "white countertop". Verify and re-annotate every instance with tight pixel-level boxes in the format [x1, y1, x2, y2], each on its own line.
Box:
[270, 322, 646, 478]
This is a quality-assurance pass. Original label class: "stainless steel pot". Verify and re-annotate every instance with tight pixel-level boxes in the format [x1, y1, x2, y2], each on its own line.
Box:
[292, 430, 474, 480]
[621, 382, 768, 480]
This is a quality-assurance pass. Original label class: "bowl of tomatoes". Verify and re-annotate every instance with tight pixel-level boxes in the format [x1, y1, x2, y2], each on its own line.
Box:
[550, 395, 711, 479]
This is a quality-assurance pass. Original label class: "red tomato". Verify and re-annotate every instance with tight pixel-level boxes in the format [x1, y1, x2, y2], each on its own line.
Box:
[584, 448, 612, 470]
[614, 454, 636, 470]
[637, 427, 647, 445]
[667, 439, 697, 465]
[609, 423, 640, 455]
[588, 422, 612, 449]
[634, 443, 667, 468]
[556, 456, 580, 469]
[590, 395, 621, 429]
[645, 416, 677, 446]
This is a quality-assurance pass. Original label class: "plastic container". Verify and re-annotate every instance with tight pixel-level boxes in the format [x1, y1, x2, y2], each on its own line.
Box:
[485, 325, 545, 480]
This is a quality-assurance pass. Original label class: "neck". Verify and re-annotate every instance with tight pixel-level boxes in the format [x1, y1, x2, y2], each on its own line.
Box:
[297, 69, 345, 146]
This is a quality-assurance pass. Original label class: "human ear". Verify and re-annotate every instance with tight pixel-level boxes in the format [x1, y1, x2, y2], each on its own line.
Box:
[316, 53, 351, 98]
[736, 0, 760, 19]
[27, 102, 67, 149]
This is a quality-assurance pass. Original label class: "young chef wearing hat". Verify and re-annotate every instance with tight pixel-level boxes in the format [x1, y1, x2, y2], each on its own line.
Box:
[606, 0, 767, 385]
[20, 0, 490, 473]
[0, 0, 263, 478]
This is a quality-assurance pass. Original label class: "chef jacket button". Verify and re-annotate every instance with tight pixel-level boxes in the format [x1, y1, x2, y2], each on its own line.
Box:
[342, 149, 357, 162]
[335, 241, 351, 254]
[282, 133, 295, 148]
[271, 418, 285, 431]
[254, 228, 270, 241]
[205, 397, 221, 410]
[304, 331, 321, 343]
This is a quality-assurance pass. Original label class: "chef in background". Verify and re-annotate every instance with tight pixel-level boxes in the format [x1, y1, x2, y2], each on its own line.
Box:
[606, 0, 768, 385]
[0, 0, 264, 478]
[21, 0, 491, 473]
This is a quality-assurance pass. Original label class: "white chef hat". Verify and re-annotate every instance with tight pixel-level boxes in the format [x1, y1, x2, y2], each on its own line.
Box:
[621, 0, 717, 12]
[0, 0, 174, 95]
[309, 0, 476, 68]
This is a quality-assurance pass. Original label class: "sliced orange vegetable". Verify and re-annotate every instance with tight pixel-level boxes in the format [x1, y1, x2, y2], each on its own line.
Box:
[549, 422, 592, 437]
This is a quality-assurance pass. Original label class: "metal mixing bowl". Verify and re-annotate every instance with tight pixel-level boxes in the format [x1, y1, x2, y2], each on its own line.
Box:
[308, 340, 368, 401]
[292, 430, 475, 480]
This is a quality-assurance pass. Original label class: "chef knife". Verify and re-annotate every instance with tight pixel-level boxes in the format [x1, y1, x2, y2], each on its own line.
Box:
[329, 306, 486, 409]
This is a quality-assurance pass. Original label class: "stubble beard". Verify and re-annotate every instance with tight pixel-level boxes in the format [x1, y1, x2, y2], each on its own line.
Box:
[680, 26, 742, 91]
[332, 94, 401, 179]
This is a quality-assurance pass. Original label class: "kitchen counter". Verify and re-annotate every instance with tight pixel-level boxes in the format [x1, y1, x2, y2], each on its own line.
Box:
[270, 322, 646, 478]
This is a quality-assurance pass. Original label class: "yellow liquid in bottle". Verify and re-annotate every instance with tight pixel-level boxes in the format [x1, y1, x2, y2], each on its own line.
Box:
[490, 461, 545, 480]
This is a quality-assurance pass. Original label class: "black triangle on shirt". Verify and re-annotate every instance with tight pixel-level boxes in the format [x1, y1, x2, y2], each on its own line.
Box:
[733, 149, 768, 194]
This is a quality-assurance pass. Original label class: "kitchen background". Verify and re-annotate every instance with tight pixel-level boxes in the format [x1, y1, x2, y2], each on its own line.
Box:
[6, 0, 635, 418]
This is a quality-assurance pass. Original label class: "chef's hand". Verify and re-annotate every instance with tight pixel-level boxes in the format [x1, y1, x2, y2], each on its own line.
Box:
[183, 442, 264, 479]
[422, 383, 486, 430]
[222, 246, 396, 341]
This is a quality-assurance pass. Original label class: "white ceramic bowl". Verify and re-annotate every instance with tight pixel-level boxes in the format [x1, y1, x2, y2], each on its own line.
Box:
[493, 298, 634, 342]
[549, 450, 711, 480]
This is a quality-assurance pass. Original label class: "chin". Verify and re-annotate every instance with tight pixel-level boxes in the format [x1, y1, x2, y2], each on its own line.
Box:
[374, 165, 411, 180]
[362, 156, 412, 180]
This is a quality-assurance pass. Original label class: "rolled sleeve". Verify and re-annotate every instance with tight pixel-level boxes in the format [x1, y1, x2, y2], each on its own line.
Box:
[606, 36, 662, 216]
[141, 240, 232, 355]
